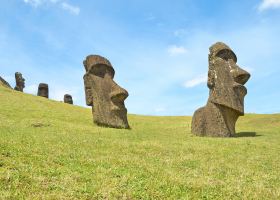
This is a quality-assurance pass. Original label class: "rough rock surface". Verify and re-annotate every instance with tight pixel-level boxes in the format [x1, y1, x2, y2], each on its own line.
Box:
[14, 72, 25, 92]
[64, 94, 73, 104]
[37, 83, 49, 98]
[0, 76, 12, 89]
[83, 55, 129, 129]
[191, 42, 250, 137]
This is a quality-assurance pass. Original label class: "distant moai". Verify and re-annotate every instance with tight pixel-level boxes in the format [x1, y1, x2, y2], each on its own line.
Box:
[0, 76, 12, 89]
[37, 83, 49, 98]
[191, 42, 250, 137]
[83, 55, 129, 129]
[14, 72, 25, 92]
[64, 94, 73, 104]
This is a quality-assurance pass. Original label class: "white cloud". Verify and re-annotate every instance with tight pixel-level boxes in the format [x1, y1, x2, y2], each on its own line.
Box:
[23, 0, 42, 7]
[258, 0, 280, 11]
[144, 14, 156, 21]
[48, 85, 82, 104]
[25, 84, 38, 95]
[183, 74, 207, 88]
[61, 2, 80, 15]
[23, 0, 60, 7]
[23, 0, 80, 15]
[174, 29, 188, 37]
[167, 45, 188, 55]
[155, 107, 166, 113]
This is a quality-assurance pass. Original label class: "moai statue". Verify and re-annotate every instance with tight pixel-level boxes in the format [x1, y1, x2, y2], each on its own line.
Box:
[0, 76, 12, 89]
[37, 83, 49, 98]
[191, 42, 250, 137]
[14, 72, 25, 92]
[64, 94, 73, 104]
[83, 55, 129, 129]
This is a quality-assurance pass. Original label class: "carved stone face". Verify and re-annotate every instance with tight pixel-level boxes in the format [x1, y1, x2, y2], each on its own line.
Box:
[64, 94, 73, 104]
[37, 83, 49, 98]
[83, 55, 129, 129]
[207, 42, 250, 115]
[14, 72, 25, 92]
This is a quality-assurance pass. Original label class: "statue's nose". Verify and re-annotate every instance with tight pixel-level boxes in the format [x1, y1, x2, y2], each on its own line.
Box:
[233, 67, 250, 85]
[110, 83, 128, 102]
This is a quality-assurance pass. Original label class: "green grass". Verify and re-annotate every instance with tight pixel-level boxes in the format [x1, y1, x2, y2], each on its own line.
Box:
[0, 85, 280, 200]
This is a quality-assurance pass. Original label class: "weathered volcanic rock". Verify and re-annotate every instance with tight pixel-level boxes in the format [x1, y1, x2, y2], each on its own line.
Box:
[191, 42, 250, 137]
[14, 72, 25, 92]
[37, 83, 49, 98]
[83, 55, 129, 129]
[64, 94, 73, 104]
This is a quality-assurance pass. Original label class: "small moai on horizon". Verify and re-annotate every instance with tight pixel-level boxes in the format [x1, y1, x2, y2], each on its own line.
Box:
[83, 55, 129, 129]
[191, 42, 250, 137]
[14, 72, 25, 92]
[0, 76, 12, 89]
[64, 94, 73, 104]
[37, 83, 49, 98]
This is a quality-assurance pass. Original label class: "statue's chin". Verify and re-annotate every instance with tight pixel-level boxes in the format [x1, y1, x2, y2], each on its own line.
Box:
[209, 86, 246, 116]
[94, 110, 129, 129]
[210, 99, 244, 116]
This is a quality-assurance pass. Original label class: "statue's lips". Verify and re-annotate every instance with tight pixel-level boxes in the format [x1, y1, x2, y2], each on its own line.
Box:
[233, 83, 247, 97]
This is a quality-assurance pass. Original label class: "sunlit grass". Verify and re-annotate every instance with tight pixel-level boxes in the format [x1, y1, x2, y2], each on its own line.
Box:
[0, 85, 279, 199]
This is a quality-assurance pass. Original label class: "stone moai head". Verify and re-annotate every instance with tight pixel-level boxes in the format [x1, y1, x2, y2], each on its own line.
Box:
[207, 42, 250, 115]
[64, 94, 73, 104]
[83, 55, 129, 129]
[37, 83, 49, 98]
[191, 42, 250, 137]
[14, 72, 25, 92]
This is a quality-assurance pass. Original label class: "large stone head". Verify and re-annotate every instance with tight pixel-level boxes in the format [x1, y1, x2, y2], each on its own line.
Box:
[37, 83, 49, 98]
[207, 42, 250, 115]
[14, 72, 25, 92]
[64, 94, 73, 104]
[83, 55, 129, 129]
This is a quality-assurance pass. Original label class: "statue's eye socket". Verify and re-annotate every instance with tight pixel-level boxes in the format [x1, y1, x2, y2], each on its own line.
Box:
[90, 65, 107, 78]
[216, 49, 237, 62]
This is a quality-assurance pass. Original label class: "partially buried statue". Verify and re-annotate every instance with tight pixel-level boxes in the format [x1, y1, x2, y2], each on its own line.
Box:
[83, 55, 129, 129]
[64, 94, 73, 104]
[37, 83, 49, 98]
[191, 42, 250, 137]
[14, 72, 25, 92]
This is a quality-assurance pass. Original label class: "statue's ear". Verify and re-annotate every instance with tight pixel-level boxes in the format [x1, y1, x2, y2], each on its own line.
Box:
[83, 73, 93, 106]
[207, 69, 215, 89]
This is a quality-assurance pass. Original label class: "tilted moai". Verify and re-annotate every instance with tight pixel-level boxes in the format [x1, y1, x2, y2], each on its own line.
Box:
[37, 83, 49, 98]
[83, 55, 129, 129]
[64, 94, 73, 104]
[191, 42, 250, 137]
[14, 72, 25, 92]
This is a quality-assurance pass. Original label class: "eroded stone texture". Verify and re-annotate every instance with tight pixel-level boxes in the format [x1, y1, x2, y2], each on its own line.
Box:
[64, 94, 73, 104]
[37, 83, 49, 98]
[83, 55, 129, 129]
[191, 42, 250, 137]
[0, 76, 12, 89]
[14, 72, 25, 92]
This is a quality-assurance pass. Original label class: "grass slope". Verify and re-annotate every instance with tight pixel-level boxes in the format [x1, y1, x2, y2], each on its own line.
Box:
[0, 85, 280, 199]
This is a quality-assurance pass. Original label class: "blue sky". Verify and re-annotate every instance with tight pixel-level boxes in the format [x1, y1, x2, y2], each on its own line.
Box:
[0, 0, 279, 115]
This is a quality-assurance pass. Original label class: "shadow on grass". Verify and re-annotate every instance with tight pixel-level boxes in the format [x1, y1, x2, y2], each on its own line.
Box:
[235, 132, 261, 137]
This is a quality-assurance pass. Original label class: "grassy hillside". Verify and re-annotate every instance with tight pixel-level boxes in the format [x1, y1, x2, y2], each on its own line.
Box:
[0, 85, 280, 200]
